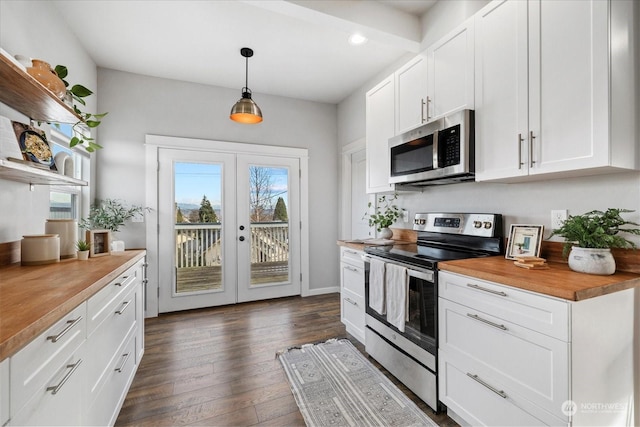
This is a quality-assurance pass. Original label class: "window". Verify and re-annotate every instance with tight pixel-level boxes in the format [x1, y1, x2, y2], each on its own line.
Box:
[48, 125, 89, 220]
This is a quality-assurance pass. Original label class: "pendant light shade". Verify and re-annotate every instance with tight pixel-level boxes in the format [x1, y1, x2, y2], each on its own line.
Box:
[230, 47, 263, 124]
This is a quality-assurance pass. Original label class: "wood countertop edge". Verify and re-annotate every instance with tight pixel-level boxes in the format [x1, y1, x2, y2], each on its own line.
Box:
[0, 250, 146, 360]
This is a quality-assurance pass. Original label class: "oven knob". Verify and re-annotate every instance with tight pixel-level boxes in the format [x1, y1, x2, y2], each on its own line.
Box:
[473, 221, 482, 228]
[483, 221, 492, 229]
[419, 219, 426, 225]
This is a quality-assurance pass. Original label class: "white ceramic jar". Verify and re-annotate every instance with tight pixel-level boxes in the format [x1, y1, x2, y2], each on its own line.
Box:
[45, 219, 77, 259]
[21, 234, 60, 266]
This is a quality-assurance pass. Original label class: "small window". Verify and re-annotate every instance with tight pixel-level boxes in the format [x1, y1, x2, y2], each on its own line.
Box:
[48, 127, 88, 220]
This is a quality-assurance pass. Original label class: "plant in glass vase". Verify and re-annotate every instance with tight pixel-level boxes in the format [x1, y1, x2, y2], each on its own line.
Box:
[364, 193, 401, 239]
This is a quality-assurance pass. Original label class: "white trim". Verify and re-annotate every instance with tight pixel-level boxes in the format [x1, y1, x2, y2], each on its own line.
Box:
[307, 287, 340, 296]
[340, 138, 366, 240]
[144, 134, 310, 316]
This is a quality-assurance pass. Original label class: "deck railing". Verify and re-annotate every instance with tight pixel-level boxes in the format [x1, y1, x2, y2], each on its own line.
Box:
[175, 223, 289, 268]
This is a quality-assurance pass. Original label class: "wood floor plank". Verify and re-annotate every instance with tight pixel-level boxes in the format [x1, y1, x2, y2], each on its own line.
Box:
[115, 293, 457, 426]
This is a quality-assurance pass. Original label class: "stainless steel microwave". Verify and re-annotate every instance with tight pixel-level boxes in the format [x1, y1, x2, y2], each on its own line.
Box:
[389, 109, 475, 186]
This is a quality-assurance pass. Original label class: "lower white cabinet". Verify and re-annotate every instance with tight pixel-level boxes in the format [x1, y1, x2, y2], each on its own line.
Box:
[340, 247, 365, 343]
[438, 270, 636, 426]
[5, 254, 146, 426]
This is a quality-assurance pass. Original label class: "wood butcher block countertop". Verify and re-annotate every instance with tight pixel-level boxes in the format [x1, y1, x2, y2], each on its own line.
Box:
[0, 250, 145, 360]
[439, 256, 640, 301]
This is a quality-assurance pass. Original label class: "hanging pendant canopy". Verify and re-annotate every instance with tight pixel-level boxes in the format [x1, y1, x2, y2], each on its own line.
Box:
[230, 47, 263, 124]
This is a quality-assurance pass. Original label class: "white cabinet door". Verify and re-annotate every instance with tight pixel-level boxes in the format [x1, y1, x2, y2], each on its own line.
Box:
[0, 358, 8, 426]
[426, 17, 475, 120]
[395, 54, 428, 134]
[474, 0, 529, 181]
[365, 75, 395, 194]
[529, 0, 609, 175]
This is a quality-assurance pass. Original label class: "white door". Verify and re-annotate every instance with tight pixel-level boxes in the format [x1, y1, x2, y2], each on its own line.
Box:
[158, 148, 301, 312]
[350, 149, 370, 239]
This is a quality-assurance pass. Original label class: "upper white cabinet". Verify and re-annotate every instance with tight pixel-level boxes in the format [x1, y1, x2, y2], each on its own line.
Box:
[366, 75, 395, 193]
[395, 54, 428, 135]
[426, 18, 475, 120]
[475, 0, 639, 182]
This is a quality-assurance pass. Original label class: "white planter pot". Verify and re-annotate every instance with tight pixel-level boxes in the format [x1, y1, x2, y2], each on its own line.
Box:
[379, 227, 393, 239]
[77, 250, 90, 261]
[568, 247, 616, 275]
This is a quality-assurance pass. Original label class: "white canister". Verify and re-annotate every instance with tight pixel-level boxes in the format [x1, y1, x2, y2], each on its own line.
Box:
[21, 234, 60, 266]
[45, 219, 78, 259]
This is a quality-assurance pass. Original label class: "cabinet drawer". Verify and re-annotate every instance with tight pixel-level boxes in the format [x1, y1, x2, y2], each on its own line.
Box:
[439, 357, 555, 426]
[439, 298, 568, 418]
[86, 328, 137, 427]
[340, 247, 364, 266]
[86, 283, 138, 398]
[87, 268, 137, 336]
[438, 271, 569, 340]
[10, 303, 86, 416]
[340, 261, 364, 297]
[341, 288, 365, 337]
[10, 345, 86, 426]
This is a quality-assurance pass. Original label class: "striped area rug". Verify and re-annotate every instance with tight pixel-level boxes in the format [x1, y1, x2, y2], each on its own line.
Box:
[278, 339, 438, 427]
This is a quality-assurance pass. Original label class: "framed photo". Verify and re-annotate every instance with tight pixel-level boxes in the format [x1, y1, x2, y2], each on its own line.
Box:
[87, 229, 111, 257]
[505, 224, 544, 260]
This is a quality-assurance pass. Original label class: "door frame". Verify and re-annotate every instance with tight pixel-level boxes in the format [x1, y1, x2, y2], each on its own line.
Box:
[145, 134, 309, 317]
[340, 137, 368, 240]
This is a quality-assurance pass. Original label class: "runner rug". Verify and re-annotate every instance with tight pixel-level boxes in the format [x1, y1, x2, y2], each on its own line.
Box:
[277, 338, 438, 427]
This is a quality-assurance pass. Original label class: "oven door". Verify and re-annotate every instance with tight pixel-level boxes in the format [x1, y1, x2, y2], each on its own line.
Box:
[389, 132, 438, 183]
[363, 255, 437, 356]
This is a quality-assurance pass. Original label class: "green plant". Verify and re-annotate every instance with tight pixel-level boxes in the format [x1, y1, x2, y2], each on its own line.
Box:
[75, 240, 91, 251]
[54, 65, 107, 153]
[549, 208, 640, 256]
[364, 193, 401, 232]
[79, 199, 146, 233]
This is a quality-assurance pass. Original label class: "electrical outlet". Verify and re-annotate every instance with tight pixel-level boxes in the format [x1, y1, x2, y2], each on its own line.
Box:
[402, 209, 409, 223]
[551, 209, 568, 229]
[131, 212, 145, 223]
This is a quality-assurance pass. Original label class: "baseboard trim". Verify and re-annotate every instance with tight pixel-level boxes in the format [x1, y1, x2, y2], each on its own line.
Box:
[307, 286, 339, 296]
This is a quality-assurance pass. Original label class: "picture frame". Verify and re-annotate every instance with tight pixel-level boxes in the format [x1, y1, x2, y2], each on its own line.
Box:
[505, 224, 544, 260]
[87, 229, 111, 257]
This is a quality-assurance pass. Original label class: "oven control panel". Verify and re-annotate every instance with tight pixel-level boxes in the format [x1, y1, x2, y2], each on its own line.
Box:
[413, 213, 502, 237]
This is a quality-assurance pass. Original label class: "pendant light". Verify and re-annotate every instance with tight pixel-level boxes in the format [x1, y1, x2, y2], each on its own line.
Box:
[230, 47, 263, 124]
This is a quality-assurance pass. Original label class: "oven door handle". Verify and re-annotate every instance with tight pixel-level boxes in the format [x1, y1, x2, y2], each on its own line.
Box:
[362, 255, 434, 282]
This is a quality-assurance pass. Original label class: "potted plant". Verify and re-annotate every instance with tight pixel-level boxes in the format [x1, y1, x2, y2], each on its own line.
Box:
[364, 193, 401, 239]
[53, 65, 108, 153]
[79, 199, 146, 251]
[549, 208, 640, 275]
[75, 240, 90, 260]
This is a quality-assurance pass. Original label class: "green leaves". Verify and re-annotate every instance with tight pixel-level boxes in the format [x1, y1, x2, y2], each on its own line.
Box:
[364, 193, 401, 232]
[79, 199, 146, 232]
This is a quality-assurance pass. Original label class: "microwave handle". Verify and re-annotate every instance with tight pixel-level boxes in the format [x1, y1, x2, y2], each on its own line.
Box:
[432, 130, 439, 168]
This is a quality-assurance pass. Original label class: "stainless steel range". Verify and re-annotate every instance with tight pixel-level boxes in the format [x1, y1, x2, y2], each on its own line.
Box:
[362, 213, 503, 412]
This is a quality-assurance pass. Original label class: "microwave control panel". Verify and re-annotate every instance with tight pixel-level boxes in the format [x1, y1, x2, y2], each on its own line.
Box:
[439, 124, 461, 167]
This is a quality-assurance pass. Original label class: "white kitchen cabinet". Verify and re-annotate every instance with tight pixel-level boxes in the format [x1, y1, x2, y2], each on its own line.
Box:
[438, 270, 636, 426]
[395, 54, 428, 134]
[365, 75, 395, 194]
[1, 357, 9, 426]
[475, 0, 639, 182]
[339, 246, 365, 343]
[426, 17, 475, 121]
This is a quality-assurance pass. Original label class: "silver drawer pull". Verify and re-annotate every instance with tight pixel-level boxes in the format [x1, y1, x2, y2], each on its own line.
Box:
[115, 300, 131, 315]
[467, 283, 507, 297]
[47, 316, 83, 343]
[344, 297, 358, 306]
[46, 359, 82, 395]
[344, 249, 358, 255]
[467, 373, 507, 398]
[467, 313, 508, 331]
[114, 353, 130, 373]
[114, 276, 129, 286]
[345, 266, 359, 272]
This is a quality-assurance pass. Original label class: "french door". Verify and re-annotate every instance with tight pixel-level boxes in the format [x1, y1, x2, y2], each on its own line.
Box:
[157, 148, 301, 313]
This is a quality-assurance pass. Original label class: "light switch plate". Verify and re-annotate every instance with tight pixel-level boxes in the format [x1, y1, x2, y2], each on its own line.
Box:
[551, 210, 568, 229]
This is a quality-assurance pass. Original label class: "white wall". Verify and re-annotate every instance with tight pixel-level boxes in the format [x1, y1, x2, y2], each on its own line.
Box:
[337, 0, 640, 240]
[0, 0, 96, 243]
[96, 68, 339, 292]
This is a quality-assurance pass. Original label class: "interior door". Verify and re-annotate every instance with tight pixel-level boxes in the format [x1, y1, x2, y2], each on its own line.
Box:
[158, 149, 301, 312]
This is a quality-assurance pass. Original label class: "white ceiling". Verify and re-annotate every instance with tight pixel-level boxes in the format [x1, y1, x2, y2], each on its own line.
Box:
[52, 0, 436, 104]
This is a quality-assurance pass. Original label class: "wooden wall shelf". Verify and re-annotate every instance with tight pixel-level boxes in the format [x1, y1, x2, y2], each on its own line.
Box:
[0, 159, 87, 186]
[0, 54, 81, 124]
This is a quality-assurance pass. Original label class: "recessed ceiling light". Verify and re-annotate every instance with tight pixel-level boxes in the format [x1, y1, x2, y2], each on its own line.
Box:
[349, 33, 368, 46]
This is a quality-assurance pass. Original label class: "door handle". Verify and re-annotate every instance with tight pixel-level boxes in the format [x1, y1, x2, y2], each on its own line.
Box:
[239, 236, 245, 242]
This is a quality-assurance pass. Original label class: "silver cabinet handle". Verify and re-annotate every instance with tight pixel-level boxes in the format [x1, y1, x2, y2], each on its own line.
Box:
[467, 373, 507, 398]
[344, 297, 358, 306]
[115, 300, 131, 315]
[344, 249, 358, 255]
[344, 266, 359, 273]
[421, 98, 426, 123]
[46, 359, 82, 395]
[466, 283, 507, 297]
[426, 96, 432, 120]
[529, 131, 536, 166]
[114, 352, 130, 373]
[518, 133, 524, 169]
[467, 313, 508, 331]
[47, 316, 83, 343]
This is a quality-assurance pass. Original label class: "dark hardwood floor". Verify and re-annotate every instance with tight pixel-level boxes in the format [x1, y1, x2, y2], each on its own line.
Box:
[115, 293, 458, 426]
